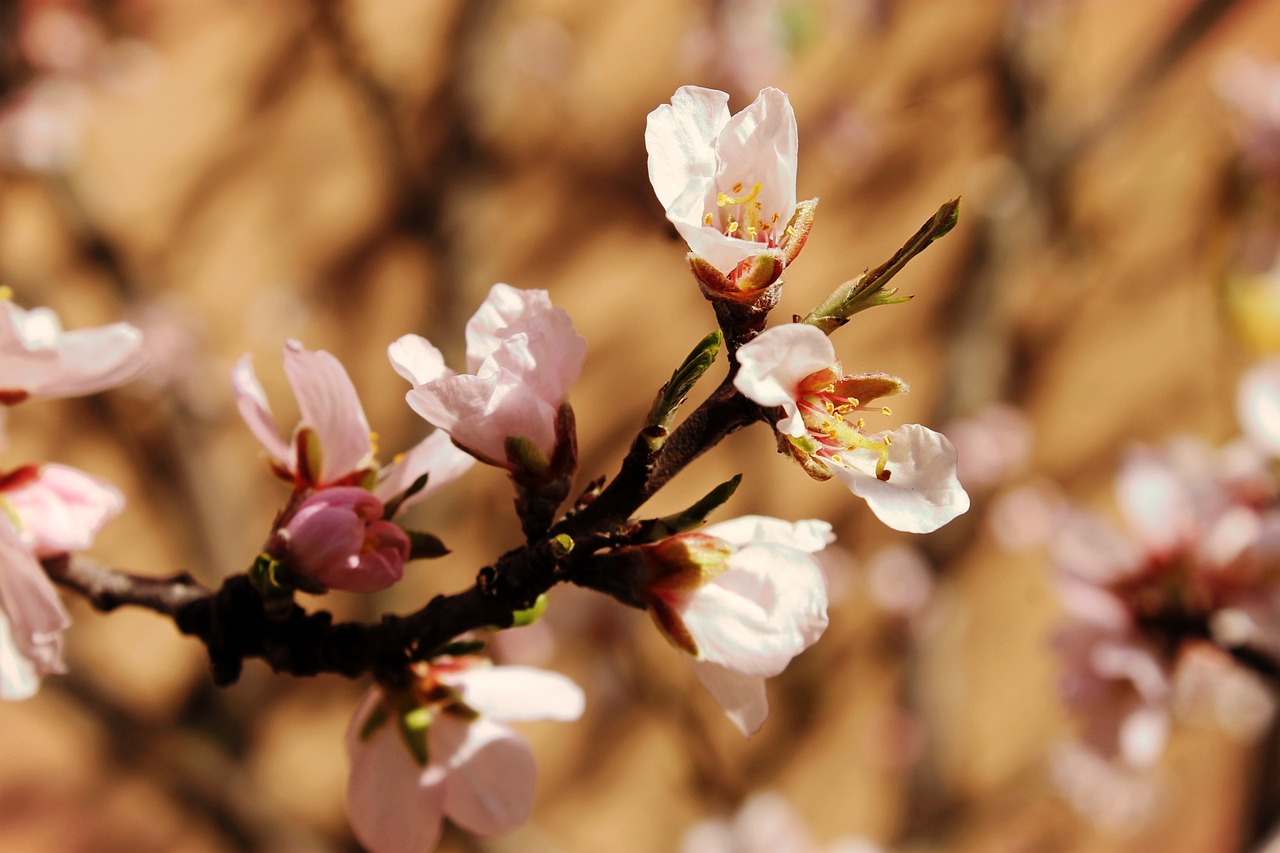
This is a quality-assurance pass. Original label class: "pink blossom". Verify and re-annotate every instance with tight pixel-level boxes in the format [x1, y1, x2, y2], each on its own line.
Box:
[345, 659, 584, 853]
[1237, 356, 1280, 457]
[278, 488, 409, 594]
[733, 323, 968, 533]
[646, 86, 813, 277]
[0, 460, 124, 700]
[3, 463, 123, 556]
[232, 340, 374, 488]
[639, 515, 832, 735]
[390, 284, 585, 472]
[0, 515, 68, 700]
[0, 298, 145, 404]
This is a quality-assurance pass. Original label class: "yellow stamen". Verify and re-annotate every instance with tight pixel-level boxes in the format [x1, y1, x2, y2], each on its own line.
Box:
[717, 181, 763, 208]
[704, 213, 714, 226]
[881, 407, 892, 416]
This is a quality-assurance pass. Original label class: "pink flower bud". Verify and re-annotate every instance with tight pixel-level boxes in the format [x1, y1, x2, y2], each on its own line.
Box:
[280, 488, 409, 593]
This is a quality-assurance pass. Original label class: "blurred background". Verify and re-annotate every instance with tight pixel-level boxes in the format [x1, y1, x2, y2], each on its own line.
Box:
[1, 0, 1278, 850]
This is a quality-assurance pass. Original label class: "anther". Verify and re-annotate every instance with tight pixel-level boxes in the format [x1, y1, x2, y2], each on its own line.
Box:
[881, 407, 892, 416]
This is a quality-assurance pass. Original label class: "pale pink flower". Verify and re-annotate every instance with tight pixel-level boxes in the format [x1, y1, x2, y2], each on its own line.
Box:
[0, 299, 145, 404]
[233, 340, 374, 488]
[345, 659, 584, 853]
[638, 515, 832, 735]
[2, 463, 123, 556]
[646, 86, 813, 277]
[390, 284, 585, 472]
[733, 323, 968, 534]
[0, 515, 68, 700]
[0, 460, 124, 700]
[943, 403, 1031, 490]
[277, 488, 409, 594]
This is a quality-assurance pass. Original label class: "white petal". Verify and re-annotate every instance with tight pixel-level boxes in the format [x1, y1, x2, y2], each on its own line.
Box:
[388, 334, 451, 387]
[443, 665, 585, 722]
[345, 695, 448, 853]
[465, 285, 586, 404]
[733, 324, 835, 437]
[0, 517, 68, 695]
[230, 353, 291, 468]
[406, 370, 558, 464]
[713, 87, 798, 238]
[0, 609, 37, 700]
[681, 543, 828, 676]
[825, 424, 970, 534]
[1115, 448, 1194, 553]
[39, 322, 147, 397]
[436, 716, 538, 836]
[691, 661, 769, 736]
[702, 515, 833, 553]
[645, 86, 730, 211]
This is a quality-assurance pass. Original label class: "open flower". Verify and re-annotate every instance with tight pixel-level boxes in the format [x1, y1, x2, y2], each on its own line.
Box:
[346, 658, 584, 853]
[646, 86, 814, 282]
[275, 487, 410, 594]
[0, 461, 125, 700]
[0, 297, 146, 405]
[630, 515, 832, 735]
[390, 284, 585, 476]
[234, 340, 474, 495]
[734, 323, 968, 534]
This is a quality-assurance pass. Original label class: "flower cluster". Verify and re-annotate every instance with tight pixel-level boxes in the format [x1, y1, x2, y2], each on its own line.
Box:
[1050, 362, 1280, 776]
[0, 297, 145, 698]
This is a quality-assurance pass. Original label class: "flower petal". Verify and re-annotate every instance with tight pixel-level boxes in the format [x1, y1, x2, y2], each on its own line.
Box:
[406, 369, 558, 464]
[1238, 356, 1280, 456]
[733, 324, 836, 437]
[5, 464, 123, 556]
[444, 665, 585, 722]
[388, 334, 451, 387]
[283, 341, 372, 484]
[824, 424, 970, 533]
[465, 284, 586, 404]
[230, 354, 291, 467]
[0, 516, 68, 697]
[435, 716, 537, 837]
[691, 661, 769, 736]
[702, 515, 833, 553]
[345, 690, 448, 853]
[645, 86, 731, 212]
[373, 429, 475, 510]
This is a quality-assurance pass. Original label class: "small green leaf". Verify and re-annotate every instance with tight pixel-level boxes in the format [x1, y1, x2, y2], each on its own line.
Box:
[381, 472, 430, 519]
[358, 703, 389, 742]
[646, 474, 743, 538]
[398, 706, 431, 767]
[512, 594, 549, 627]
[646, 330, 723, 439]
[407, 530, 450, 560]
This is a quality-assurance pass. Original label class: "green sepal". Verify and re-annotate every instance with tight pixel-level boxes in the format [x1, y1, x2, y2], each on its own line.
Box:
[512, 594, 549, 627]
[646, 330, 723, 443]
[504, 435, 550, 478]
[644, 474, 742, 539]
[358, 702, 390, 742]
[436, 639, 487, 657]
[382, 472, 430, 519]
[550, 534, 574, 558]
[407, 530, 450, 560]
[802, 198, 959, 333]
[398, 706, 432, 767]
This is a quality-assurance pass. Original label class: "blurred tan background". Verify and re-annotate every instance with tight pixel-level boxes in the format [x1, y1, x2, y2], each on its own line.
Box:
[0, 0, 1277, 850]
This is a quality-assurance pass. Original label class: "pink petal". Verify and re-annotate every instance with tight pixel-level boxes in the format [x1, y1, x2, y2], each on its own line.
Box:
[283, 341, 372, 484]
[465, 284, 586, 404]
[443, 665, 585, 722]
[435, 716, 537, 836]
[713, 86, 798, 241]
[230, 354, 291, 467]
[345, 692, 448, 853]
[388, 334, 451, 387]
[702, 515, 833, 553]
[1238, 356, 1280, 456]
[0, 516, 68, 698]
[0, 302, 146, 399]
[373, 430, 475, 510]
[406, 370, 558, 465]
[5, 464, 123, 556]
[734, 324, 836, 437]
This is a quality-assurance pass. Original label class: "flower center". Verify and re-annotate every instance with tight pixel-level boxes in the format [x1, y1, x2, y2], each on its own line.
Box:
[798, 383, 895, 481]
[704, 181, 792, 247]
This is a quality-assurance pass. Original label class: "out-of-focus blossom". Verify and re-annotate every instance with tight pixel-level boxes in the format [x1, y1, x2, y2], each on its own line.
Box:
[0, 298, 146, 405]
[1238, 356, 1280, 456]
[681, 790, 887, 853]
[1049, 742, 1160, 833]
[0, 78, 89, 172]
[865, 544, 935, 619]
[631, 515, 831, 735]
[987, 480, 1062, 552]
[943, 403, 1031, 491]
[276, 488, 409, 594]
[0, 460, 125, 700]
[1217, 55, 1280, 182]
[346, 658, 583, 853]
[646, 86, 814, 281]
[734, 323, 968, 533]
[390, 284, 585, 475]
